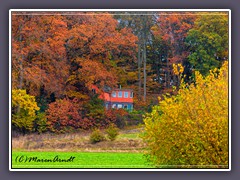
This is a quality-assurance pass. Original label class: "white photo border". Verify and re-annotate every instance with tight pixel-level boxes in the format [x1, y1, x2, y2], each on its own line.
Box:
[9, 9, 231, 171]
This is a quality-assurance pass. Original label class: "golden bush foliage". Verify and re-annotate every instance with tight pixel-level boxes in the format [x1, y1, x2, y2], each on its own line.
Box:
[173, 63, 184, 76]
[12, 89, 40, 132]
[143, 61, 229, 168]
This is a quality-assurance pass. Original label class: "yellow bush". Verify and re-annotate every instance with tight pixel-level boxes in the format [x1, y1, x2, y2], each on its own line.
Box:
[143, 61, 229, 168]
[173, 63, 184, 76]
[12, 89, 40, 133]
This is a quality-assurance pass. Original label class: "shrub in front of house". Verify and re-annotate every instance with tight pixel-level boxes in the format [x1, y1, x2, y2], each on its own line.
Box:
[106, 123, 119, 141]
[89, 129, 105, 144]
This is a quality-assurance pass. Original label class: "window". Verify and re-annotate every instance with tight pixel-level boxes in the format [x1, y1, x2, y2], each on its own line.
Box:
[127, 104, 133, 110]
[112, 91, 116, 97]
[130, 92, 133, 98]
[118, 91, 122, 97]
[117, 104, 123, 109]
[112, 104, 116, 108]
[124, 92, 128, 98]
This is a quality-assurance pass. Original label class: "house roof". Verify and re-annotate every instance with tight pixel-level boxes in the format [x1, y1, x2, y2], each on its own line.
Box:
[92, 85, 133, 92]
[92, 85, 133, 103]
[100, 92, 110, 101]
[111, 88, 133, 92]
[109, 97, 133, 103]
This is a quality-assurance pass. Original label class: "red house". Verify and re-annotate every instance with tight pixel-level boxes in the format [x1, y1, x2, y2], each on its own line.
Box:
[92, 86, 133, 110]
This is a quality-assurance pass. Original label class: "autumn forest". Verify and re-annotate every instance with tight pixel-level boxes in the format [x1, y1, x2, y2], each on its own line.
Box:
[11, 11, 229, 168]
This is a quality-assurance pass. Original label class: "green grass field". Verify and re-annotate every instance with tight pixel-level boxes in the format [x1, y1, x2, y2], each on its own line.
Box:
[12, 151, 154, 168]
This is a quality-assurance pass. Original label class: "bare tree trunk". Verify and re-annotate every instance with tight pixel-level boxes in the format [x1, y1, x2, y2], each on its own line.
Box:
[19, 54, 24, 89]
[166, 58, 170, 88]
[18, 27, 24, 89]
[158, 53, 161, 84]
[143, 37, 147, 102]
[17, 24, 24, 113]
[141, 15, 148, 102]
[137, 42, 142, 100]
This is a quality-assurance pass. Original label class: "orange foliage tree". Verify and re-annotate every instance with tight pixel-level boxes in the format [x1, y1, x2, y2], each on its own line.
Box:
[64, 13, 137, 100]
[46, 98, 94, 133]
[152, 12, 196, 87]
[12, 14, 70, 97]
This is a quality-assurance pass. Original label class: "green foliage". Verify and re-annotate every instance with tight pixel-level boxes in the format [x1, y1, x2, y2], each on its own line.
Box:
[106, 124, 119, 141]
[143, 62, 228, 168]
[90, 129, 105, 144]
[12, 113, 36, 133]
[33, 112, 47, 133]
[186, 13, 228, 76]
[12, 89, 40, 133]
[84, 95, 105, 126]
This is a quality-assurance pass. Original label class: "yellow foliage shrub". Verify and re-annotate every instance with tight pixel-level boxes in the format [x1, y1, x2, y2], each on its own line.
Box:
[12, 89, 40, 133]
[173, 63, 184, 76]
[143, 61, 229, 168]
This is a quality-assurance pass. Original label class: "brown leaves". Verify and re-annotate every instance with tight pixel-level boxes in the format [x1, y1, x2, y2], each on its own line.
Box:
[12, 15, 69, 97]
[157, 12, 196, 42]
[67, 13, 137, 61]
[77, 58, 117, 91]
[46, 98, 88, 132]
[153, 12, 196, 64]
[12, 12, 137, 100]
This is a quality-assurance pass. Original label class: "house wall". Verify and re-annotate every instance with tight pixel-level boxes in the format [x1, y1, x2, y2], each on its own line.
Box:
[91, 85, 134, 110]
[105, 101, 133, 110]
[110, 89, 133, 103]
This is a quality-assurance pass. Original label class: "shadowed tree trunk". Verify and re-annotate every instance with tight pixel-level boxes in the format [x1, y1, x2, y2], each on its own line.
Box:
[137, 41, 142, 100]
[143, 35, 147, 102]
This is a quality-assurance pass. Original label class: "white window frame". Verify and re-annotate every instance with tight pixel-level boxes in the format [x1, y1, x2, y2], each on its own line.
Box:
[124, 92, 128, 98]
[118, 91, 122, 97]
[112, 91, 116, 97]
[117, 104, 123, 109]
[130, 92, 133, 98]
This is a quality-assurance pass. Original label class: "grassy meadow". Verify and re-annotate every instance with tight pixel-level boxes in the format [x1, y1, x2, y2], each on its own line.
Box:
[12, 151, 153, 168]
[12, 127, 154, 168]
